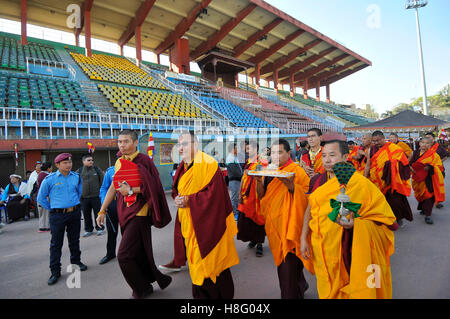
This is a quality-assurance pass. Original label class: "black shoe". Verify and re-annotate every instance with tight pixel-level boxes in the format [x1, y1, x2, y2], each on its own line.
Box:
[256, 244, 263, 257]
[131, 285, 154, 299]
[436, 203, 443, 209]
[99, 255, 116, 265]
[74, 262, 88, 271]
[425, 216, 434, 225]
[48, 273, 61, 285]
[419, 211, 425, 215]
[247, 241, 257, 249]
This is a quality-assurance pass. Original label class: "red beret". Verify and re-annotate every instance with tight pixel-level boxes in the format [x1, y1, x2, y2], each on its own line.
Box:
[54, 153, 72, 164]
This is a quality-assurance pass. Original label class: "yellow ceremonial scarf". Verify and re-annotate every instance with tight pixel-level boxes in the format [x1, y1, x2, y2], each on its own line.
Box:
[260, 161, 311, 268]
[309, 147, 325, 174]
[396, 141, 413, 158]
[308, 172, 396, 299]
[412, 149, 445, 204]
[177, 151, 239, 286]
[369, 142, 411, 196]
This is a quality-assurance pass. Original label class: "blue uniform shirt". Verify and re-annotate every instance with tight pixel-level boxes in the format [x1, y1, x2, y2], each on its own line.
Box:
[99, 166, 115, 204]
[37, 170, 82, 211]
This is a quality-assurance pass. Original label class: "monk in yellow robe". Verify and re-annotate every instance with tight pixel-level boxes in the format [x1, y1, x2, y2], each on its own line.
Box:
[410, 136, 445, 225]
[389, 133, 413, 158]
[301, 140, 397, 299]
[254, 139, 311, 299]
[365, 130, 413, 226]
[174, 131, 239, 299]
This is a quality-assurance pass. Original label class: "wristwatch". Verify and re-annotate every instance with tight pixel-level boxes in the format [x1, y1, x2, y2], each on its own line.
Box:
[128, 188, 134, 196]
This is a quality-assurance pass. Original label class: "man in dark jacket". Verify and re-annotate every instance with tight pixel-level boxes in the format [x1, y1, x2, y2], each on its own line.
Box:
[77, 154, 104, 237]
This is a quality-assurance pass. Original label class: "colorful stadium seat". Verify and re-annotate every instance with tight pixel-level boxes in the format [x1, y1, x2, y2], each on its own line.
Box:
[70, 52, 166, 89]
[0, 71, 93, 112]
[98, 84, 211, 120]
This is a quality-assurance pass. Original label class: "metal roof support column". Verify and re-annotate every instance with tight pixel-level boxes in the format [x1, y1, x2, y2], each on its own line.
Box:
[289, 73, 295, 97]
[273, 68, 279, 94]
[20, 0, 27, 45]
[255, 63, 260, 88]
[85, 9, 92, 57]
[326, 84, 330, 103]
[135, 25, 142, 67]
[316, 82, 320, 101]
[303, 78, 309, 99]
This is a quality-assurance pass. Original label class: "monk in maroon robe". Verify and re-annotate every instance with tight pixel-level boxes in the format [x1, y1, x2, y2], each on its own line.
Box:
[158, 161, 189, 272]
[97, 130, 172, 299]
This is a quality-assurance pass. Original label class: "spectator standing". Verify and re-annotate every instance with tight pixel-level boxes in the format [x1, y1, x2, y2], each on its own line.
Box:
[77, 154, 105, 237]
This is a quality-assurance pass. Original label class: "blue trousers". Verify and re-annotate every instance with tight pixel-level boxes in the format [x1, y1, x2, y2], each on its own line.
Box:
[49, 207, 82, 275]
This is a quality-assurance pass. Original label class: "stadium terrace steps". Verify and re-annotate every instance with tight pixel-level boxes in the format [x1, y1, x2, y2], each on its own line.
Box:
[79, 80, 116, 114]
[57, 49, 89, 82]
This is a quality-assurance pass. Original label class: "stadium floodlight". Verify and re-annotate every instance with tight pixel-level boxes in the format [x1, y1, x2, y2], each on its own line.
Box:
[405, 0, 428, 9]
[406, 0, 429, 115]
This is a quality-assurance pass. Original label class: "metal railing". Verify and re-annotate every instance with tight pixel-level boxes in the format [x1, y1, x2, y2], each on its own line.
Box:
[136, 61, 234, 127]
[0, 107, 223, 139]
[25, 57, 76, 79]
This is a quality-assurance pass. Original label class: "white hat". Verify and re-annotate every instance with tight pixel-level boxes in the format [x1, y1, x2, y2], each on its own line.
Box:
[9, 174, 21, 179]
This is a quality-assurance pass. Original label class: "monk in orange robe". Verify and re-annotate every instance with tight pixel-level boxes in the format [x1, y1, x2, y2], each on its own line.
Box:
[365, 131, 413, 226]
[237, 141, 266, 257]
[347, 140, 359, 168]
[389, 133, 413, 158]
[254, 139, 311, 299]
[174, 131, 239, 299]
[424, 132, 447, 209]
[301, 140, 397, 299]
[300, 128, 325, 177]
[350, 133, 372, 172]
[410, 136, 445, 225]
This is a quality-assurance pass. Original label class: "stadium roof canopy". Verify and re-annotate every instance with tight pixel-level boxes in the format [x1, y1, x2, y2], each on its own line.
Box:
[344, 110, 449, 133]
[0, 0, 371, 89]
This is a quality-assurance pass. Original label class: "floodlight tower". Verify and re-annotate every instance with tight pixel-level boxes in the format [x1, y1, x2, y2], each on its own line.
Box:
[406, 0, 429, 115]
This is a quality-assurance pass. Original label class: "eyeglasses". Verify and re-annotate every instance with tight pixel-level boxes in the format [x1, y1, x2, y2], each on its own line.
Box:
[85, 159, 94, 162]
[176, 142, 191, 148]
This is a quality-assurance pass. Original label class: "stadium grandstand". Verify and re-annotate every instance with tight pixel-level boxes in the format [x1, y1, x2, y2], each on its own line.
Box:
[0, 0, 372, 188]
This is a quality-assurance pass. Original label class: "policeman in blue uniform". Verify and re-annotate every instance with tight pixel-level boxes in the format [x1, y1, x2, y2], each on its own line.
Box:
[37, 153, 88, 285]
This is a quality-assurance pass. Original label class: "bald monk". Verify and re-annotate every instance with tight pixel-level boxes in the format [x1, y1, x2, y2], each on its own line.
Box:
[424, 132, 447, 209]
[410, 137, 445, 225]
[174, 131, 239, 299]
[254, 139, 311, 299]
[350, 133, 372, 172]
[347, 141, 359, 168]
[96, 130, 172, 299]
[301, 140, 397, 299]
[365, 131, 413, 227]
[237, 141, 266, 257]
[389, 133, 413, 158]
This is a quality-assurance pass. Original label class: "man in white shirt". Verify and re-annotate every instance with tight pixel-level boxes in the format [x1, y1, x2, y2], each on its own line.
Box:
[26, 161, 42, 218]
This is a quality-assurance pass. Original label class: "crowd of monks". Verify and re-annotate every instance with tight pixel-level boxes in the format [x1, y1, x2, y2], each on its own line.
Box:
[97, 128, 446, 299]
